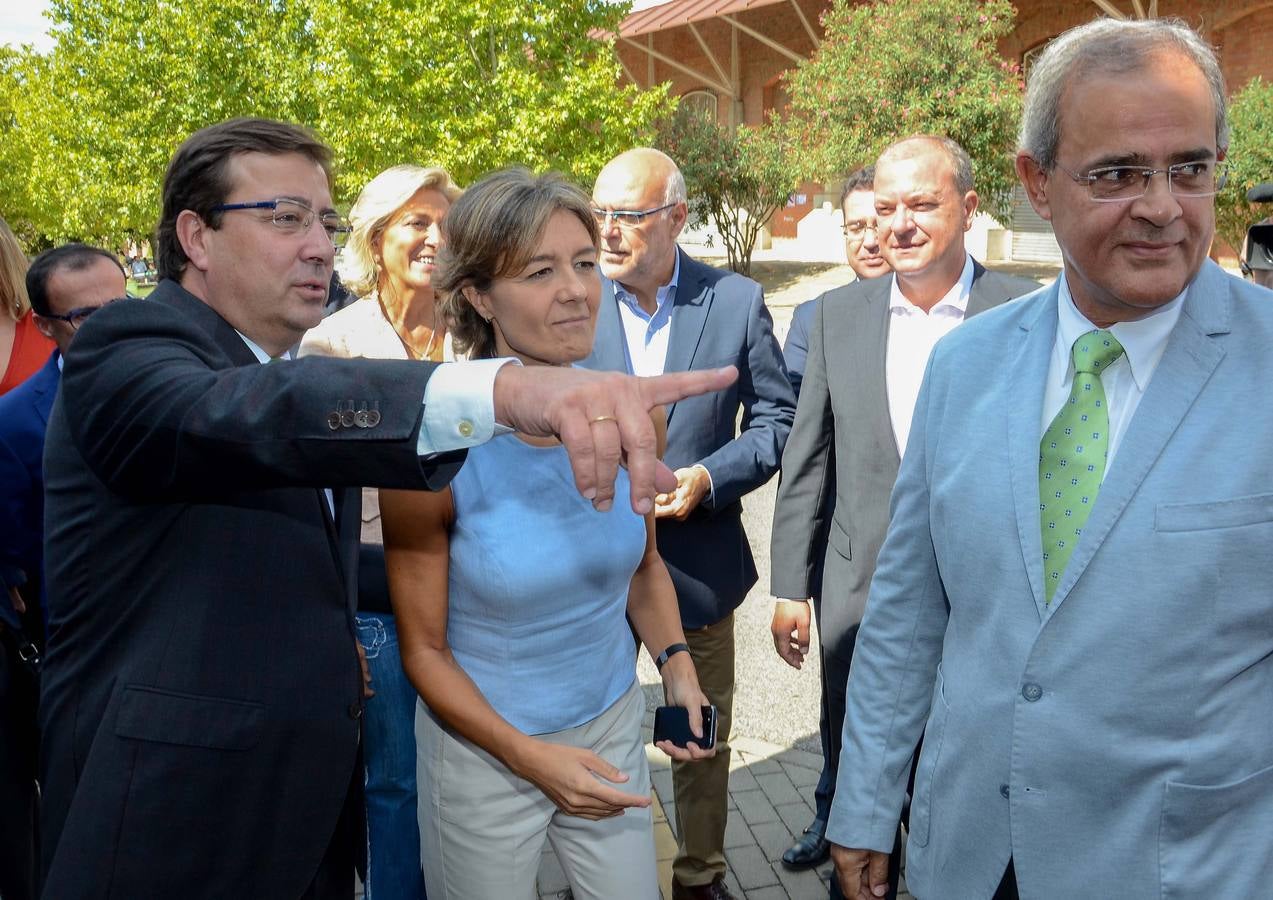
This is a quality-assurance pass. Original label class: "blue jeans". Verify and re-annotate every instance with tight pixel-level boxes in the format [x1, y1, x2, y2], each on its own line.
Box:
[356, 612, 427, 900]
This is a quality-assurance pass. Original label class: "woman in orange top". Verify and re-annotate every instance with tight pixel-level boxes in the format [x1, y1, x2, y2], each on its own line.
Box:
[0, 216, 54, 395]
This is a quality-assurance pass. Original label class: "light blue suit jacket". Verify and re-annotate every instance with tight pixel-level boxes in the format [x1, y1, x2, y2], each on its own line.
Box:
[829, 261, 1273, 898]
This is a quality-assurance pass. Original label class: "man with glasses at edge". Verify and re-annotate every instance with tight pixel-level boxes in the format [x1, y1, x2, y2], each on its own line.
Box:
[829, 18, 1273, 900]
[37, 119, 735, 900]
[0, 243, 128, 900]
[584, 147, 795, 900]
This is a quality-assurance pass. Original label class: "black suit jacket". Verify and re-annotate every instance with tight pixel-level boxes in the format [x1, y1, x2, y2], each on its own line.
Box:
[583, 249, 795, 628]
[39, 281, 461, 898]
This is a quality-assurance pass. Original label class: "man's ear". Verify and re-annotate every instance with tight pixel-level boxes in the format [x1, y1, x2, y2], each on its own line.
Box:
[1016, 153, 1052, 222]
[176, 209, 212, 272]
[961, 190, 980, 232]
[668, 201, 689, 240]
[34, 315, 56, 342]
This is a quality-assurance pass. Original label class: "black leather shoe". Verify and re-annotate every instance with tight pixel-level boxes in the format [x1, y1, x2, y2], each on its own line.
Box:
[781, 820, 831, 870]
[671, 875, 739, 900]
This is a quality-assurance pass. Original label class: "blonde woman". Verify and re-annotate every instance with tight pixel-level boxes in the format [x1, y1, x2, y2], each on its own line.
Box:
[298, 164, 462, 900]
[381, 169, 713, 900]
[0, 216, 54, 394]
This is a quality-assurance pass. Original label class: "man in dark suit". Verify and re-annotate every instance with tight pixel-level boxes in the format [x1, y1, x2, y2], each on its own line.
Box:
[776, 166, 890, 873]
[769, 135, 1038, 899]
[584, 147, 796, 900]
[0, 244, 126, 900]
[37, 119, 734, 900]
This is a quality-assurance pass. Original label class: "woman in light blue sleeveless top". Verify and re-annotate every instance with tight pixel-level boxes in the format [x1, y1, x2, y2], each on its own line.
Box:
[381, 170, 714, 900]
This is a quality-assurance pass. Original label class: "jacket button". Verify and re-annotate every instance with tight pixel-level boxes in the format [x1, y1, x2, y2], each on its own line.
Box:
[1022, 683, 1043, 702]
[348, 703, 363, 719]
[1000, 783, 1010, 799]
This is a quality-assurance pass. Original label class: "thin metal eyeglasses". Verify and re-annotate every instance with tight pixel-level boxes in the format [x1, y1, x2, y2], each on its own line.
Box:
[1056, 160, 1228, 202]
[591, 203, 676, 229]
[210, 198, 352, 247]
[842, 220, 879, 239]
[40, 295, 137, 331]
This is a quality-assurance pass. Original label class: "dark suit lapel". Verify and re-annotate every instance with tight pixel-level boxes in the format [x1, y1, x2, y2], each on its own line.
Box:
[966, 261, 1000, 317]
[1046, 267, 1229, 615]
[160, 280, 350, 578]
[590, 278, 630, 374]
[663, 249, 714, 425]
[32, 351, 61, 425]
[852, 278, 899, 463]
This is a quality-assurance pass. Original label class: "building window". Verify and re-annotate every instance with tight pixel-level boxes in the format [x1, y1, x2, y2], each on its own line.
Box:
[681, 90, 718, 121]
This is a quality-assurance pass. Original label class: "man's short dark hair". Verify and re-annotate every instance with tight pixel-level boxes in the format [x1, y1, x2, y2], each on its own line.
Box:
[156, 118, 334, 281]
[839, 166, 876, 212]
[27, 244, 124, 317]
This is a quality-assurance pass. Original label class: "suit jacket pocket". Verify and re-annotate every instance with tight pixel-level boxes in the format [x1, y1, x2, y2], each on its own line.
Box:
[1155, 492, 1273, 532]
[827, 518, 852, 561]
[907, 664, 949, 849]
[1159, 760, 1273, 898]
[115, 684, 266, 750]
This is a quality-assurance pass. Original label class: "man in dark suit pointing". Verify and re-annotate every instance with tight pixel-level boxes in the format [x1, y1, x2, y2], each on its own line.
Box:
[38, 119, 734, 899]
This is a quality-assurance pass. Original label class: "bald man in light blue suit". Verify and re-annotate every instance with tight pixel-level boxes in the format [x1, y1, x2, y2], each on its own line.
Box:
[829, 18, 1273, 900]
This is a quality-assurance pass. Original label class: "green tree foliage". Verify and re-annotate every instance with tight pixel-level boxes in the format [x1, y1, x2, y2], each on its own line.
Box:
[313, 0, 672, 199]
[1214, 77, 1273, 255]
[780, 0, 1022, 223]
[0, 0, 671, 250]
[657, 105, 801, 276]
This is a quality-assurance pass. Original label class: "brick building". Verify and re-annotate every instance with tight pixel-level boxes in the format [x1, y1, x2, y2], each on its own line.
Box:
[607, 0, 1273, 262]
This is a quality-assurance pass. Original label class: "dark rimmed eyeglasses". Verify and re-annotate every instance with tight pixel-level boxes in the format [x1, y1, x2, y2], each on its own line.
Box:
[39, 295, 137, 331]
[1056, 160, 1228, 202]
[591, 203, 677, 229]
[210, 198, 352, 247]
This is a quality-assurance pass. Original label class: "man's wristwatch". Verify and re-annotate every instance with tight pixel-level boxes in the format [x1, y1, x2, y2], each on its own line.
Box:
[655, 642, 691, 671]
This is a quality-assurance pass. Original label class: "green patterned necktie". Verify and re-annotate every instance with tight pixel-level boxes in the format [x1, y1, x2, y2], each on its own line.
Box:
[1039, 329, 1125, 604]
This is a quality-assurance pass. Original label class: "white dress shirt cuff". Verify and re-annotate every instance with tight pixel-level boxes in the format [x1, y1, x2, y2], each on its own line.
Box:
[417, 358, 519, 455]
[693, 463, 715, 501]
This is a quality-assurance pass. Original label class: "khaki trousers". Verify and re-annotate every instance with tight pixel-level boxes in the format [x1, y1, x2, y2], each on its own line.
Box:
[671, 612, 735, 887]
[416, 679, 657, 900]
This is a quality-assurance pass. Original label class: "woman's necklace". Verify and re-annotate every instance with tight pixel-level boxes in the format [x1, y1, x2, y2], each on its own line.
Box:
[379, 288, 443, 360]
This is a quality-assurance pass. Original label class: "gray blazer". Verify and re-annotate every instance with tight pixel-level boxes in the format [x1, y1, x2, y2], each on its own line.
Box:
[770, 262, 1037, 652]
[829, 262, 1273, 898]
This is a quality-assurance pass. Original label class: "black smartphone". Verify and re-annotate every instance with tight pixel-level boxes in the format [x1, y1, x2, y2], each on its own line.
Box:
[653, 705, 717, 750]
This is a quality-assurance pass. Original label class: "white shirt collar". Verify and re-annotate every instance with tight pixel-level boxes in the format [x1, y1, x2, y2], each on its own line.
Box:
[614, 250, 680, 320]
[888, 254, 975, 316]
[1055, 273, 1185, 392]
[237, 331, 287, 364]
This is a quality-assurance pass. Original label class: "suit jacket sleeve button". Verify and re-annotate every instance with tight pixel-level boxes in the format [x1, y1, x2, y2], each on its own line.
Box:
[327, 412, 342, 430]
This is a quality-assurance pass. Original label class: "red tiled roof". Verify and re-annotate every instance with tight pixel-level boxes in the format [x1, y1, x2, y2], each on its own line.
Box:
[613, 0, 792, 38]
